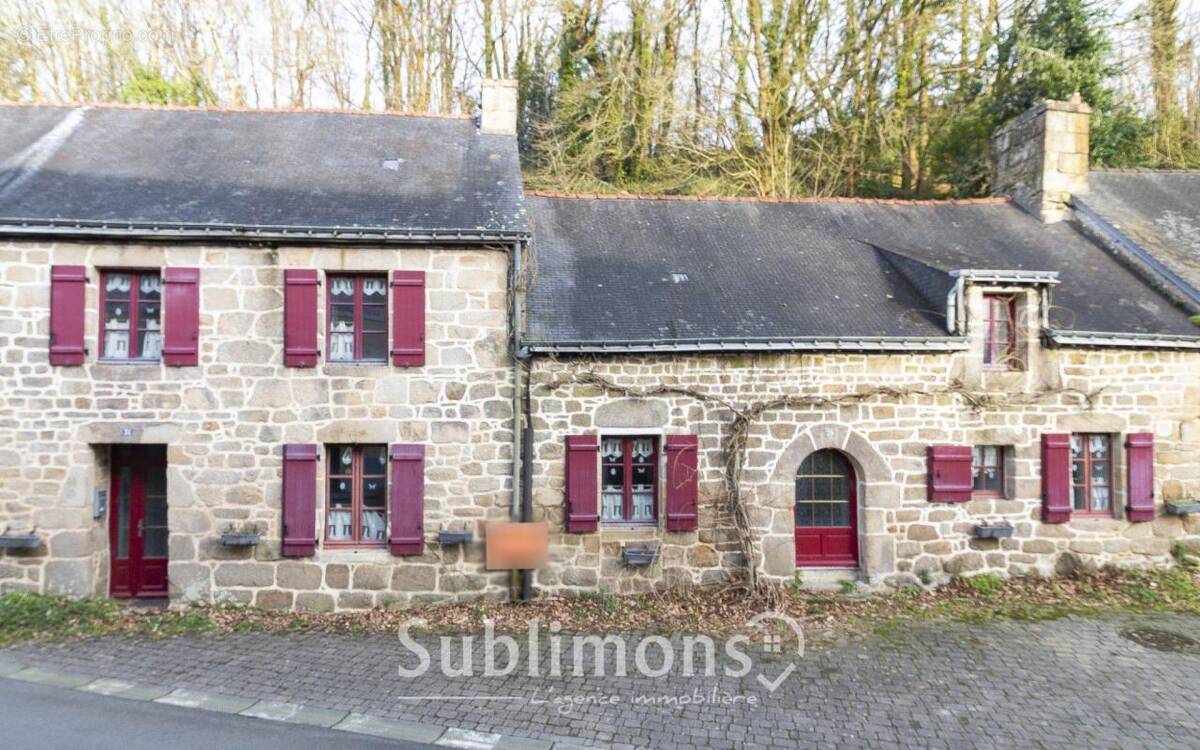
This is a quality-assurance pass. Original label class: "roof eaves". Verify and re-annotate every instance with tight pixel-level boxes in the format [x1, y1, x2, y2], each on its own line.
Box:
[1045, 329, 1200, 350]
[524, 336, 970, 354]
[0, 217, 530, 244]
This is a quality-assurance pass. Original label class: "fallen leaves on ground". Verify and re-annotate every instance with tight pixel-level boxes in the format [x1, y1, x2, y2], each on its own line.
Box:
[3, 567, 1198, 648]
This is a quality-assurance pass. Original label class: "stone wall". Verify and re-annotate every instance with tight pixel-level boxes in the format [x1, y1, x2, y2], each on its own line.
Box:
[528, 340, 1200, 594]
[992, 95, 1091, 223]
[0, 239, 516, 610]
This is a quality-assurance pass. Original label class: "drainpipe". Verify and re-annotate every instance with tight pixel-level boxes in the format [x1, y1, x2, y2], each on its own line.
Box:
[510, 239, 524, 524]
[507, 238, 537, 602]
[521, 370, 534, 602]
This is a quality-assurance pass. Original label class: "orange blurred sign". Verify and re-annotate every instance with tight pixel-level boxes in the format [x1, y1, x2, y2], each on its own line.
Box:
[485, 522, 548, 570]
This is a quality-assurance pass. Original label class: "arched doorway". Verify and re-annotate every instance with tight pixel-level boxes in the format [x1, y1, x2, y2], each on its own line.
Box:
[794, 449, 859, 567]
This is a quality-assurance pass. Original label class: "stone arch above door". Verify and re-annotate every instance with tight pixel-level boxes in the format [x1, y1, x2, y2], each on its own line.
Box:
[758, 422, 896, 582]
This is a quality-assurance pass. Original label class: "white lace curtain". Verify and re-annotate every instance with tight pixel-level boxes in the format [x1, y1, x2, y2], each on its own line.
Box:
[363, 278, 387, 296]
[331, 278, 355, 297]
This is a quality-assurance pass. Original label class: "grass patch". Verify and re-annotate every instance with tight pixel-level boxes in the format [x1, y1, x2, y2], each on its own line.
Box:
[967, 573, 1004, 597]
[0, 592, 121, 646]
[3, 567, 1200, 648]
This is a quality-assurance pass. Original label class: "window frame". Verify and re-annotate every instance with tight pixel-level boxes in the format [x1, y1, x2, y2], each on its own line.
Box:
[325, 273, 389, 364]
[325, 444, 388, 548]
[982, 294, 1018, 370]
[1070, 433, 1113, 517]
[99, 269, 163, 362]
[600, 435, 659, 526]
[971, 445, 1007, 498]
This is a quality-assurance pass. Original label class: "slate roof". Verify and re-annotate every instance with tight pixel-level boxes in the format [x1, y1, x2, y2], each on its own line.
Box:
[1079, 170, 1200, 306]
[524, 193, 1200, 349]
[0, 104, 526, 241]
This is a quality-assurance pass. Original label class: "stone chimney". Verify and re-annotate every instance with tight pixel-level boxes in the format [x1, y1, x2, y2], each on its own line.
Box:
[480, 79, 518, 136]
[991, 94, 1091, 223]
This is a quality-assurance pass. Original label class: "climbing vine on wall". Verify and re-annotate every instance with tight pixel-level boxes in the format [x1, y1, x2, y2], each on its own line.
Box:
[538, 364, 1102, 606]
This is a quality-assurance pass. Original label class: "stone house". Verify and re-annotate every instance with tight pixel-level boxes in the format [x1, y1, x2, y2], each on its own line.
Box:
[1, 88, 1198, 609]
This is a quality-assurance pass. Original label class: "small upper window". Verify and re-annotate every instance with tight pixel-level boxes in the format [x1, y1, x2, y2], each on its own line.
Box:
[1071, 434, 1112, 515]
[327, 444, 388, 545]
[327, 274, 388, 363]
[101, 271, 162, 361]
[601, 436, 658, 524]
[972, 445, 1005, 497]
[983, 294, 1018, 370]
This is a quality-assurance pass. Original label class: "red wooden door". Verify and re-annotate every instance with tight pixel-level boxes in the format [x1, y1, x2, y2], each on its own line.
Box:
[794, 450, 859, 567]
[109, 446, 169, 598]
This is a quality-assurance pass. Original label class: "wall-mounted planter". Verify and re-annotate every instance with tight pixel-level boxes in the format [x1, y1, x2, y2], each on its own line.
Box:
[974, 524, 1014, 540]
[1166, 502, 1200, 516]
[0, 532, 41, 550]
[219, 532, 261, 547]
[622, 543, 659, 567]
[438, 529, 473, 545]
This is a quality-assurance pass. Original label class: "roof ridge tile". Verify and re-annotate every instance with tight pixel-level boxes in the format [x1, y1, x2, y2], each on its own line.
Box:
[0, 99, 473, 121]
[523, 189, 1012, 206]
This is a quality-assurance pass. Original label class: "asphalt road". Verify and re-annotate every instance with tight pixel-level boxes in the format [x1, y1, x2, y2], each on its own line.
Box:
[0, 679, 435, 750]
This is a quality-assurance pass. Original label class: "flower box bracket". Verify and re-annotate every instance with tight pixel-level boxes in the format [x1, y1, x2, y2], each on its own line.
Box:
[219, 532, 261, 547]
[438, 529, 473, 545]
[622, 543, 659, 567]
[974, 523, 1014, 540]
[0, 530, 41, 550]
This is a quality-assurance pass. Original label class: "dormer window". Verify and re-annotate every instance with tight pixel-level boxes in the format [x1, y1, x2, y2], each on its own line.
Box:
[983, 294, 1018, 370]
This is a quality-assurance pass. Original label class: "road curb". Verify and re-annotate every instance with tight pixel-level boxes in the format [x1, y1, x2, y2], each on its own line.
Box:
[0, 664, 600, 750]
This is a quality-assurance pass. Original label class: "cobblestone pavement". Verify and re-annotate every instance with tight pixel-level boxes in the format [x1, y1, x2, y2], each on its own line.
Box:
[5, 612, 1200, 749]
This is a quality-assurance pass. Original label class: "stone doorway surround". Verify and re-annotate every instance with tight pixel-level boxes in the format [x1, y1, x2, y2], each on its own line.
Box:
[760, 422, 896, 584]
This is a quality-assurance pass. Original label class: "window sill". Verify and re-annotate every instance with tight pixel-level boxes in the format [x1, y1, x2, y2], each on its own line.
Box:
[316, 545, 392, 563]
[321, 363, 391, 376]
[97, 359, 162, 365]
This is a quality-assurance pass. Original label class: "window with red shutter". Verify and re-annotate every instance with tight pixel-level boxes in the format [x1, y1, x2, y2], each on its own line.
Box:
[49, 265, 87, 365]
[665, 435, 699, 531]
[100, 270, 162, 361]
[1070, 433, 1113, 516]
[971, 445, 1006, 497]
[326, 445, 388, 546]
[1041, 433, 1072, 523]
[283, 269, 319, 367]
[391, 270, 425, 367]
[282, 444, 318, 557]
[389, 444, 425, 555]
[927, 445, 973, 502]
[600, 436, 657, 524]
[565, 435, 599, 533]
[1125, 433, 1155, 522]
[328, 274, 388, 363]
[162, 267, 200, 366]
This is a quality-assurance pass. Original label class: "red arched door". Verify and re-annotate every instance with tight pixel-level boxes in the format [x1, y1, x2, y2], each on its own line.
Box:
[794, 450, 859, 567]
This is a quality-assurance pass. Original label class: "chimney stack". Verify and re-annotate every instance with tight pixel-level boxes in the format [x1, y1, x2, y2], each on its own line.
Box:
[480, 79, 518, 136]
[991, 93, 1091, 223]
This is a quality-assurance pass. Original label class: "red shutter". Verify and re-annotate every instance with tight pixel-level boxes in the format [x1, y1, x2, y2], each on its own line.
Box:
[927, 445, 973, 502]
[665, 435, 699, 531]
[565, 435, 599, 533]
[1041, 433, 1072, 523]
[391, 270, 425, 367]
[1125, 433, 1155, 522]
[162, 267, 200, 366]
[283, 269, 319, 367]
[281, 444, 318, 557]
[389, 444, 425, 555]
[49, 265, 87, 365]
